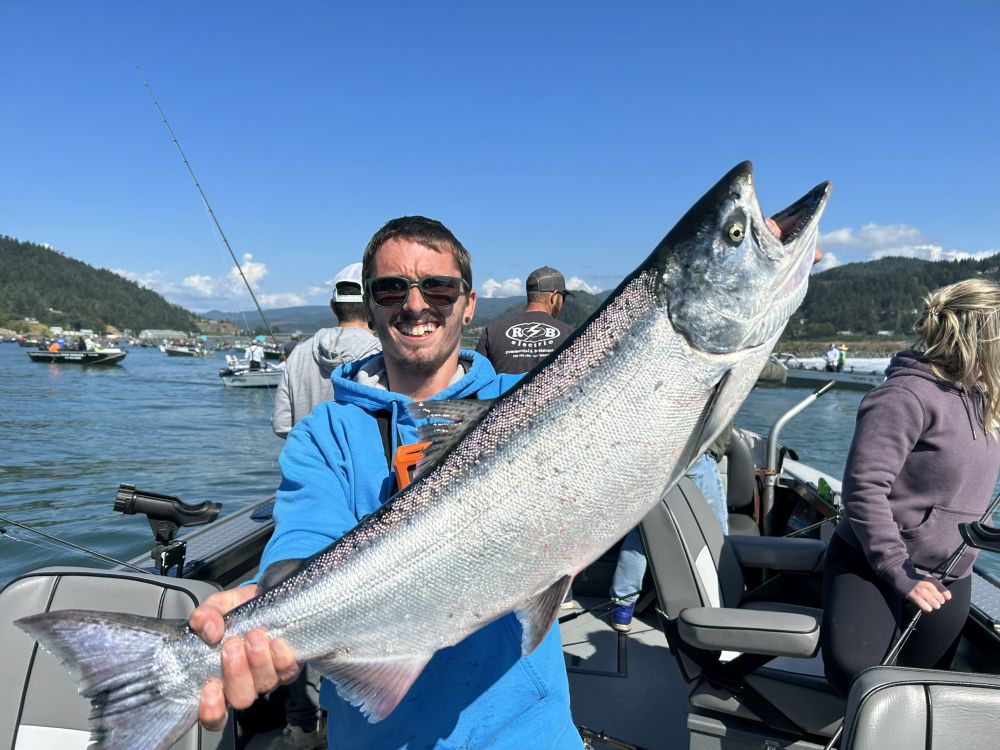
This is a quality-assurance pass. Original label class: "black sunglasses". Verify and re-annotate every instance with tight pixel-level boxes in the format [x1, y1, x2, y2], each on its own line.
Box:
[366, 275, 468, 308]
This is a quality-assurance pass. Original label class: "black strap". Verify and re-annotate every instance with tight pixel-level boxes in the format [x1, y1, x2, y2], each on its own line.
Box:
[375, 410, 394, 473]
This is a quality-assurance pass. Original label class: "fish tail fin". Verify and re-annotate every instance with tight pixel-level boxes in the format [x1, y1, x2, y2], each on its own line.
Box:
[16, 609, 199, 750]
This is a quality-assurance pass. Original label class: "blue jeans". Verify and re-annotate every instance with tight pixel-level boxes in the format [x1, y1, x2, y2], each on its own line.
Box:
[610, 454, 729, 603]
[687, 453, 728, 534]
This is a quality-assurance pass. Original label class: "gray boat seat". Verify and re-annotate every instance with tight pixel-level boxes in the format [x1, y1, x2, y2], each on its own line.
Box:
[640, 478, 844, 747]
[0, 566, 234, 750]
[842, 666, 1000, 750]
[720, 428, 759, 536]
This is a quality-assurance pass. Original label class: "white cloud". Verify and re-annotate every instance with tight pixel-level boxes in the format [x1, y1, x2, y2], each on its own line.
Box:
[566, 276, 602, 295]
[819, 223, 925, 250]
[478, 275, 603, 297]
[479, 277, 523, 298]
[818, 223, 998, 265]
[258, 292, 309, 308]
[113, 253, 280, 311]
[871, 245, 998, 263]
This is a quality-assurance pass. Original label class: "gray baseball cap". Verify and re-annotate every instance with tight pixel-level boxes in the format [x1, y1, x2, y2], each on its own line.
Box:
[526, 266, 573, 295]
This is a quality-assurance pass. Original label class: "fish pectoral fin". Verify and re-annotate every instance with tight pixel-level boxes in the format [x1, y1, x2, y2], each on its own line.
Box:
[406, 398, 494, 482]
[515, 574, 573, 656]
[257, 558, 306, 592]
[308, 652, 432, 723]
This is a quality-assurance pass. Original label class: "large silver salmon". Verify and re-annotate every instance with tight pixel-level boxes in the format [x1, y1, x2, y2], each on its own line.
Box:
[16, 161, 829, 749]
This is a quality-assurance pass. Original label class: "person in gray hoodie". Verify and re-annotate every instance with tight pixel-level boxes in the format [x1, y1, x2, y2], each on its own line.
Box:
[271, 262, 382, 440]
[822, 278, 1000, 696]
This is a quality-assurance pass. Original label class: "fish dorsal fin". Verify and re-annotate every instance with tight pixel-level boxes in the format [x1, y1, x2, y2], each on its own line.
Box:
[515, 574, 573, 656]
[406, 399, 494, 482]
[258, 558, 306, 593]
[309, 652, 432, 722]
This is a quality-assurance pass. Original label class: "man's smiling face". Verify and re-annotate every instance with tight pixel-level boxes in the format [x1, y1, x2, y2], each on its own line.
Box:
[367, 237, 476, 380]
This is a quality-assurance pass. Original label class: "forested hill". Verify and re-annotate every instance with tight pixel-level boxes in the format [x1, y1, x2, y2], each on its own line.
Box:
[791, 254, 1000, 338]
[0, 235, 201, 332]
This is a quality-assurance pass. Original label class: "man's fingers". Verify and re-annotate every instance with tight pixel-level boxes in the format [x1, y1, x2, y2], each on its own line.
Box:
[221, 637, 259, 710]
[272, 638, 302, 684]
[190, 586, 259, 645]
[246, 629, 279, 694]
[198, 679, 228, 732]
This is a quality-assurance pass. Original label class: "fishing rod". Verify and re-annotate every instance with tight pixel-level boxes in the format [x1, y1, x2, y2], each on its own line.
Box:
[0, 514, 148, 574]
[822, 487, 1000, 750]
[136, 67, 280, 350]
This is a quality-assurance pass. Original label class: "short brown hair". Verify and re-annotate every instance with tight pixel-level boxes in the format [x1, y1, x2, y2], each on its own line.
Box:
[361, 216, 473, 291]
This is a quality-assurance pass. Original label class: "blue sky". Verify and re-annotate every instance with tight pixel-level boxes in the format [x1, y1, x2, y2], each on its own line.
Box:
[2, 2, 998, 312]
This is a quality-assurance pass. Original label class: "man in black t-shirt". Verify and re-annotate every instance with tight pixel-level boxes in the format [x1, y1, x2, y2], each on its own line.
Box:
[475, 265, 575, 374]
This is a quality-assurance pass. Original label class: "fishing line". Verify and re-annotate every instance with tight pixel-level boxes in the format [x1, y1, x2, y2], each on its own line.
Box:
[0, 514, 148, 574]
[136, 67, 281, 354]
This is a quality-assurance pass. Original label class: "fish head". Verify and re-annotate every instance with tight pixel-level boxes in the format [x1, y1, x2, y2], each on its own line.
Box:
[658, 161, 830, 354]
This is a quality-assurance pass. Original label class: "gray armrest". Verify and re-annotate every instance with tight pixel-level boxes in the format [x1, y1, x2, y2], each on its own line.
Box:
[678, 602, 821, 657]
[727, 535, 826, 572]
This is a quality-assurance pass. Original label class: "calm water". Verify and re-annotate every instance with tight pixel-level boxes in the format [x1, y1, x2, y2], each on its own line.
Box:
[0, 344, 283, 587]
[1, 345, 997, 588]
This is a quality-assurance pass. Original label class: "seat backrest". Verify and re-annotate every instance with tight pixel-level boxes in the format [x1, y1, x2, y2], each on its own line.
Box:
[843, 666, 1000, 750]
[639, 477, 747, 681]
[723, 428, 756, 515]
[0, 566, 233, 750]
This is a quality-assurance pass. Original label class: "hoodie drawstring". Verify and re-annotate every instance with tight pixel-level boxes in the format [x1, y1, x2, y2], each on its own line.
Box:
[961, 388, 978, 441]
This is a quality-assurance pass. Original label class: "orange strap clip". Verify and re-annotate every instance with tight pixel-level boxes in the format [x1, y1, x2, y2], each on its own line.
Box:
[392, 441, 431, 490]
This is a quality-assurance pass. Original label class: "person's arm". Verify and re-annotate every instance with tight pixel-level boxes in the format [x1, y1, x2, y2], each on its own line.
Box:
[841, 385, 928, 597]
[271, 367, 293, 438]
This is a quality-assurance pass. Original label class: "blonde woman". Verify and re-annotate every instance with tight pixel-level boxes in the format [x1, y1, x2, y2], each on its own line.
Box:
[821, 278, 1000, 696]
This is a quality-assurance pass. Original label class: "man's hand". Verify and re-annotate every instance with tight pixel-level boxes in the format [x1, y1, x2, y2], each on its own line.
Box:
[906, 578, 952, 613]
[190, 585, 301, 731]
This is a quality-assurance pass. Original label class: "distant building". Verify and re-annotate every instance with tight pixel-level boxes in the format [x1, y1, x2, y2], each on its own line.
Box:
[138, 329, 188, 341]
[877, 330, 895, 337]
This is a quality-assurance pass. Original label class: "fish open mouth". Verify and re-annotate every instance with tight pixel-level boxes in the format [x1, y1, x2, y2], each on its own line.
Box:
[754, 181, 831, 248]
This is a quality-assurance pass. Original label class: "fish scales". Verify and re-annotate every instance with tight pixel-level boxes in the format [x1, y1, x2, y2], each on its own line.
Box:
[15, 162, 831, 749]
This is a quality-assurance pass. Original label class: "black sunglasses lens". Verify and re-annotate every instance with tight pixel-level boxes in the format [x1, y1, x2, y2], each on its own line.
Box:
[369, 276, 464, 307]
[419, 277, 463, 305]
[370, 277, 410, 306]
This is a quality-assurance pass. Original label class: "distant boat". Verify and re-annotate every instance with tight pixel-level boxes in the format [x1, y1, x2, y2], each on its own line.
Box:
[27, 348, 127, 366]
[778, 358, 886, 391]
[164, 345, 212, 357]
[218, 355, 283, 388]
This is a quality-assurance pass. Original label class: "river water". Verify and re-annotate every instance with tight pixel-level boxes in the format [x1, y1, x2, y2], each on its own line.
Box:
[1, 344, 997, 588]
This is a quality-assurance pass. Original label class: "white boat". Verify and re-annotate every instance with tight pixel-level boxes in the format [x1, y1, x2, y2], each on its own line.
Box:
[218, 355, 283, 388]
[164, 345, 213, 357]
[782, 364, 886, 391]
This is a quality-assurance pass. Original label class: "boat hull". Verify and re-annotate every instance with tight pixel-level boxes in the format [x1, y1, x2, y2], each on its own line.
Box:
[220, 369, 283, 388]
[27, 349, 127, 366]
[784, 365, 885, 391]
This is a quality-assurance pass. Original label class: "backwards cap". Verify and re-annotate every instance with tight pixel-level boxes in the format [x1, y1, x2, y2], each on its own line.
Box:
[333, 262, 364, 303]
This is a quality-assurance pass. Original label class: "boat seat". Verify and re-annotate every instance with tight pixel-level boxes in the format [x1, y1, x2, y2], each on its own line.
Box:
[720, 428, 759, 536]
[842, 666, 1000, 750]
[640, 478, 844, 748]
[0, 566, 234, 750]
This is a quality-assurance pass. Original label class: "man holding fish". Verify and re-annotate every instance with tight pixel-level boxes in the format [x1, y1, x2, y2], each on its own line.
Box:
[192, 216, 581, 748]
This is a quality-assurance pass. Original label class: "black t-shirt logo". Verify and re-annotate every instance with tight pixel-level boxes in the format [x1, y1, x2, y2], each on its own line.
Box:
[504, 322, 562, 347]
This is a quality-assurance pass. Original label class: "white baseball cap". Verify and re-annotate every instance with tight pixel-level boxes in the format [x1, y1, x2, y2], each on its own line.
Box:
[332, 262, 364, 303]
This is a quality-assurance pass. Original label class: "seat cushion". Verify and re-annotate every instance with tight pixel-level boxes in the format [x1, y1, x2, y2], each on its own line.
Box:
[0, 567, 227, 750]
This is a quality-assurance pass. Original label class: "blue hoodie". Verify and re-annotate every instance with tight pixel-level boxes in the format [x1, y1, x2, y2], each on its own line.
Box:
[258, 350, 581, 750]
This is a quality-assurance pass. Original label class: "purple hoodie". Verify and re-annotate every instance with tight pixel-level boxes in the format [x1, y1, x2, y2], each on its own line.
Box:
[836, 351, 1000, 598]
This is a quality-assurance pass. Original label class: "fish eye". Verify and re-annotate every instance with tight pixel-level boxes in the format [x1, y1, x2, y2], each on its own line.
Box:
[726, 222, 745, 245]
